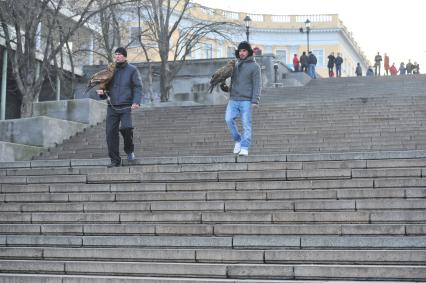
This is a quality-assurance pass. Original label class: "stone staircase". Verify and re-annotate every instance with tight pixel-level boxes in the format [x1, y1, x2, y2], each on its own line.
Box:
[1, 75, 426, 282]
[37, 78, 426, 159]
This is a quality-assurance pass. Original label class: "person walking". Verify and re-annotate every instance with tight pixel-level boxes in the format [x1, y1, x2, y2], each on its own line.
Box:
[335, 53, 343, 77]
[406, 60, 413, 74]
[399, 62, 406, 75]
[97, 47, 143, 167]
[355, 62, 362, 76]
[327, 52, 335, 77]
[384, 53, 390, 75]
[366, 66, 374, 76]
[222, 41, 261, 156]
[308, 51, 317, 79]
[389, 63, 398, 76]
[374, 52, 383, 76]
[413, 62, 420, 74]
[300, 51, 309, 73]
[293, 54, 300, 72]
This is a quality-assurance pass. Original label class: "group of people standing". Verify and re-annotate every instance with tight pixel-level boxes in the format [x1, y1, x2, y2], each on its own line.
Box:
[372, 52, 420, 76]
[292, 51, 318, 78]
[326, 52, 344, 78]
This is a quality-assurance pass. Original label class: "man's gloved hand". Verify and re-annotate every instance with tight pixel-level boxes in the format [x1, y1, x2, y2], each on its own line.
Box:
[220, 82, 229, 92]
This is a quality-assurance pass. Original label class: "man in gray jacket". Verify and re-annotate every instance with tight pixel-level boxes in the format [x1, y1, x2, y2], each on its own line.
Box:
[222, 41, 261, 156]
[97, 47, 142, 167]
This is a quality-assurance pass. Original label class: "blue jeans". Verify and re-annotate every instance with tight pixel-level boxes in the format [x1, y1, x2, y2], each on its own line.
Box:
[308, 64, 316, 78]
[336, 64, 341, 77]
[225, 100, 252, 150]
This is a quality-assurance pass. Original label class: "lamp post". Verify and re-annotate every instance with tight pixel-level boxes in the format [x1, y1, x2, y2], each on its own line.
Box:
[243, 15, 251, 42]
[299, 19, 311, 52]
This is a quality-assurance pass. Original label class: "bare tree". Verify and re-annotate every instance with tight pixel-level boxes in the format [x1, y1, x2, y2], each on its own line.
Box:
[0, 0, 116, 117]
[137, 0, 237, 102]
[85, 0, 133, 63]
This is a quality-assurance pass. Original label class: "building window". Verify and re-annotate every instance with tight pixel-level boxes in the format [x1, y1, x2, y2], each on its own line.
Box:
[36, 23, 42, 50]
[216, 47, 222, 58]
[312, 49, 324, 67]
[186, 47, 192, 59]
[129, 26, 141, 47]
[204, 43, 212, 59]
[272, 15, 290, 22]
[227, 47, 235, 58]
[248, 14, 264, 22]
[275, 49, 287, 63]
[223, 11, 239, 20]
[201, 7, 214, 16]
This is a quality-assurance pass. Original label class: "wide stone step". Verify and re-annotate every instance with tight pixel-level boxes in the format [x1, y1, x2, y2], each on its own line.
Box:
[1, 198, 425, 213]
[1, 223, 423, 236]
[0, 260, 424, 280]
[8, 273, 415, 283]
[1, 210, 425, 224]
[0, 247, 424, 265]
[3, 234, 425, 249]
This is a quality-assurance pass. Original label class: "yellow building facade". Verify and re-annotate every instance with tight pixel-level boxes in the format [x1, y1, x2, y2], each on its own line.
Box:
[125, 3, 369, 77]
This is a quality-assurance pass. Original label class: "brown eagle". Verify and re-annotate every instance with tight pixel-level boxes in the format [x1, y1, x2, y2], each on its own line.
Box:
[208, 59, 236, 93]
[86, 62, 116, 91]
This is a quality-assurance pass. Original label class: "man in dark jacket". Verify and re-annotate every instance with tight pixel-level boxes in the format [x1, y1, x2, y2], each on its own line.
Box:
[374, 52, 382, 76]
[335, 53, 343, 77]
[300, 51, 309, 73]
[308, 51, 317, 78]
[97, 47, 142, 167]
[221, 41, 261, 156]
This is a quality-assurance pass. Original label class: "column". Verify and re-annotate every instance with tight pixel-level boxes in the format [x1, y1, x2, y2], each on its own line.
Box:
[1, 48, 7, 120]
[34, 62, 40, 102]
[56, 76, 61, 101]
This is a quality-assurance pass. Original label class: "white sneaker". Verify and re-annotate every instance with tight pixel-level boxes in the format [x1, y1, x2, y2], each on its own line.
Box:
[239, 148, 249, 156]
[233, 142, 241, 154]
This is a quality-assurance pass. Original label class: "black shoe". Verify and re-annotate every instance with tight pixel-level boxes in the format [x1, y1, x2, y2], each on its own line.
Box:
[107, 162, 121, 168]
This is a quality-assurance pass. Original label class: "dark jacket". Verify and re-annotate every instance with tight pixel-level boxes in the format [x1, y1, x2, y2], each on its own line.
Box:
[355, 65, 362, 76]
[327, 55, 335, 68]
[374, 55, 382, 66]
[107, 62, 142, 106]
[229, 56, 262, 104]
[300, 54, 309, 66]
[335, 56, 343, 66]
[308, 53, 317, 65]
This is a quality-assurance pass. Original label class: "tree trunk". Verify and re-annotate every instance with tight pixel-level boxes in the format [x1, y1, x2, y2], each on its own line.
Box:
[147, 62, 154, 102]
[160, 60, 171, 102]
[20, 92, 34, 118]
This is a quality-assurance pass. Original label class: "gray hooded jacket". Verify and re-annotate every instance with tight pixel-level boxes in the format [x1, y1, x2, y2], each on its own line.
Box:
[229, 56, 261, 104]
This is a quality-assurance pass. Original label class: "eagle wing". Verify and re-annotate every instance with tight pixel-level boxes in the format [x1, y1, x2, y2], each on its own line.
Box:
[87, 63, 116, 90]
[209, 60, 236, 93]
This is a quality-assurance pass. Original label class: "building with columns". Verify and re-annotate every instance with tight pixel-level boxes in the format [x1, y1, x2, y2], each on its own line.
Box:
[126, 3, 370, 78]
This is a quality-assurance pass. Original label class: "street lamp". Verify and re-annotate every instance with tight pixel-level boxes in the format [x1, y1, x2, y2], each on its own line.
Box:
[243, 15, 252, 42]
[299, 19, 311, 52]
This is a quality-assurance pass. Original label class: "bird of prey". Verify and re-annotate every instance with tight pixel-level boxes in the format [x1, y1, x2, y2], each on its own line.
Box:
[208, 59, 236, 93]
[86, 62, 116, 91]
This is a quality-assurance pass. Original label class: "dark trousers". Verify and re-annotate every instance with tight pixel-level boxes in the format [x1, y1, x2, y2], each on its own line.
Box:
[375, 64, 381, 76]
[106, 106, 134, 163]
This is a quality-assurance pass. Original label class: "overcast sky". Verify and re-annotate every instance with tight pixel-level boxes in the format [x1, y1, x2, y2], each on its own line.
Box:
[194, 0, 425, 70]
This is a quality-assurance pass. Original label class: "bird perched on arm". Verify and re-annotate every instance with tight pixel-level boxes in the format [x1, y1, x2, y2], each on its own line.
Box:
[86, 62, 116, 92]
[208, 59, 236, 93]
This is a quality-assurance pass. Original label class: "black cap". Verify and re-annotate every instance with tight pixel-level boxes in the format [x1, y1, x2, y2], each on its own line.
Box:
[235, 41, 253, 58]
[114, 47, 127, 57]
